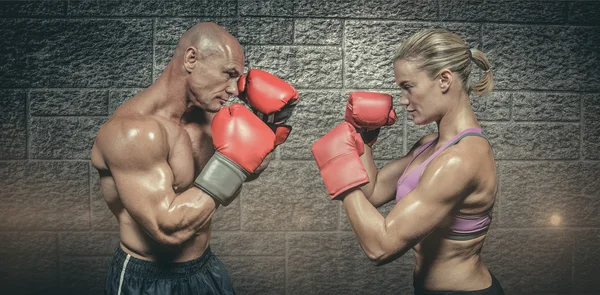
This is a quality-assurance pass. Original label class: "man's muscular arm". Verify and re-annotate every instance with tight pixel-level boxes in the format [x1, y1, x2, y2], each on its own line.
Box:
[96, 118, 216, 246]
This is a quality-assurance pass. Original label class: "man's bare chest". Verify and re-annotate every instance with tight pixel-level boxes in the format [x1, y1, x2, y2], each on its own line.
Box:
[167, 123, 214, 193]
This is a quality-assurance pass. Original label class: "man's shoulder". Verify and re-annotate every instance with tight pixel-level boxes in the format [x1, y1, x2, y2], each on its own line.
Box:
[94, 115, 170, 167]
[98, 115, 165, 143]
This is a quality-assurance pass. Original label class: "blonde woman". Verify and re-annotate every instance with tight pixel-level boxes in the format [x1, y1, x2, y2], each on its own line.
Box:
[312, 28, 504, 294]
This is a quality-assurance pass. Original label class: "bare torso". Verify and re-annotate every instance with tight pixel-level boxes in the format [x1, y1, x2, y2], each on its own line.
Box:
[407, 134, 497, 290]
[92, 90, 216, 262]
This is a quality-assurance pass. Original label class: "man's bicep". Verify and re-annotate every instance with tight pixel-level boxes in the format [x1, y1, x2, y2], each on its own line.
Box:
[110, 158, 176, 231]
[99, 119, 175, 231]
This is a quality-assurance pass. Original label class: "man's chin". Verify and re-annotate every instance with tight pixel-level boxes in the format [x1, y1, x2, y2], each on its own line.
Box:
[207, 103, 224, 113]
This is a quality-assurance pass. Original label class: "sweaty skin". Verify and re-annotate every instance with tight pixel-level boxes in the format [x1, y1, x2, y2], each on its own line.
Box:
[341, 59, 498, 291]
[91, 23, 269, 262]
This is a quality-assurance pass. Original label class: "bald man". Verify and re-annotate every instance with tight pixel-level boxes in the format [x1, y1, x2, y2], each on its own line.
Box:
[91, 23, 274, 294]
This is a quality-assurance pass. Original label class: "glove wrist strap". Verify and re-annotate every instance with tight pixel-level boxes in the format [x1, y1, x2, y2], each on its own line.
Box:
[194, 152, 249, 206]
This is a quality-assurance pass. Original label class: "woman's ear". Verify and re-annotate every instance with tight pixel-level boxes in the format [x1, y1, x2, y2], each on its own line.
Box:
[439, 68, 453, 93]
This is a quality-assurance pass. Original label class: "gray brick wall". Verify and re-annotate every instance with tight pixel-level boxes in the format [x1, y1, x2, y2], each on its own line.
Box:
[0, 0, 599, 294]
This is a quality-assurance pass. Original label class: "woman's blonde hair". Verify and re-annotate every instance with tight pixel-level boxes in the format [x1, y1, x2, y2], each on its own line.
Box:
[393, 28, 494, 96]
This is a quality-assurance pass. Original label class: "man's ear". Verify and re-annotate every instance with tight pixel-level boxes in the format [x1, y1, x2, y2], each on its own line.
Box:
[439, 68, 453, 93]
[183, 46, 198, 73]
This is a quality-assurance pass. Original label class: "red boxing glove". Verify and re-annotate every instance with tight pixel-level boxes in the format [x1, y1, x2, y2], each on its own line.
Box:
[345, 91, 397, 146]
[311, 122, 370, 199]
[212, 104, 275, 172]
[238, 69, 299, 146]
[195, 104, 275, 206]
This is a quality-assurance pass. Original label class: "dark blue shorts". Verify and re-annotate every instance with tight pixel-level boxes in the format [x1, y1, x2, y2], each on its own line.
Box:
[105, 246, 235, 295]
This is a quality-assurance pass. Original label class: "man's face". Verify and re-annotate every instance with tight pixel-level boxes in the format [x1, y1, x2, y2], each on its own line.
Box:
[187, 40, 245, 113]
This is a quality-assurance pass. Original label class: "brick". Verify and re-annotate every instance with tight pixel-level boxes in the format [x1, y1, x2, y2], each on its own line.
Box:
[580, 162, 600, 227]
[108, 89, 143, 114]
[287, 232, 414, 294]
[294, 19, 343, 45]
[154, 44, 177, 79]
[31, 117, 107, 159]
[237, 18, 293, 45]
[0, 161, 90, 230]
[68, 0, 236, 17]
[573, 229, 600, 292]
[212, 197, 241, 231]
[471, 91, 511, 121]
[294, 0, 437, 20]
[281, 90, 345, 160]
[241, 161, 338, 231]
[483, 24, 600, 91]
[221, 256, 285, 295]
[512, 92, 580, 121]
[30, 89, 108, 116]
[482, 229, 573, 294]
[568, 1, 600, 25]
[0, 20, 27, 86]
[441, 0, 566, 23]
[60, 233, 120, 256]
[1, 19, 153, 88]
[60, 256, 111, 295]
[211, 232, 285, 256]
[0, 90, 26, 159]
[155, 18, 238, 45]
[0, 1, 66, 17]
[0, 232, 59, 294]
[481, 122, 580, 160]
[498, 161, 594, 227]
[245, 45, 342, 89]
[583, 95, 600, 159]
[239, 0, 294, 16]
[345, 21, 480, 89]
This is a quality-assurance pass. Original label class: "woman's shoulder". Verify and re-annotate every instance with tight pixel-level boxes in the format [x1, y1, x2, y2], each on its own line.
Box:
[407, 132, 439, 155]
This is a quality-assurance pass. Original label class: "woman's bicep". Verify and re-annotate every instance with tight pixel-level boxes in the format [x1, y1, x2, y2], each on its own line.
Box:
[366, 157, 412, 207]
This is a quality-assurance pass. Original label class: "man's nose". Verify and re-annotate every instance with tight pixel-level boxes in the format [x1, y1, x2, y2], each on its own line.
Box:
[227, 79, 239, 97]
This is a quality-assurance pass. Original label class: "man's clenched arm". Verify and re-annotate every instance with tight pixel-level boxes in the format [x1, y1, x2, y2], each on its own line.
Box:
[96, 117, 217, 247]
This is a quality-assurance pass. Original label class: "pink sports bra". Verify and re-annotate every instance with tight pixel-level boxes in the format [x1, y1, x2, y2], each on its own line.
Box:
[396, 128, 492, 240]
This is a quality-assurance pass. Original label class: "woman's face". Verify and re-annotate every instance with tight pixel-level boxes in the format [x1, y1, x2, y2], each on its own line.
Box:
[393, 59, 445, 125]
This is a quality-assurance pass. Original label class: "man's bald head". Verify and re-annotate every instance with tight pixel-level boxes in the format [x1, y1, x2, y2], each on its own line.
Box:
[174, 22, 242, 60]
[167, 22, 245, 113]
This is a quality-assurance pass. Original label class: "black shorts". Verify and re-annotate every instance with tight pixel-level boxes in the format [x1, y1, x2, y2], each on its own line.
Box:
[105, 246, 235, 295]
[414, 272, 504, 295]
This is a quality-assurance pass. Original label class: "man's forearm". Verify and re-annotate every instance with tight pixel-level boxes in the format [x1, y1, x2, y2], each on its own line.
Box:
[154, 187, 217, 246]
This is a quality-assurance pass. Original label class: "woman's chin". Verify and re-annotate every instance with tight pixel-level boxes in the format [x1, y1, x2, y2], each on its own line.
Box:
[412, 117, 432, 126]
